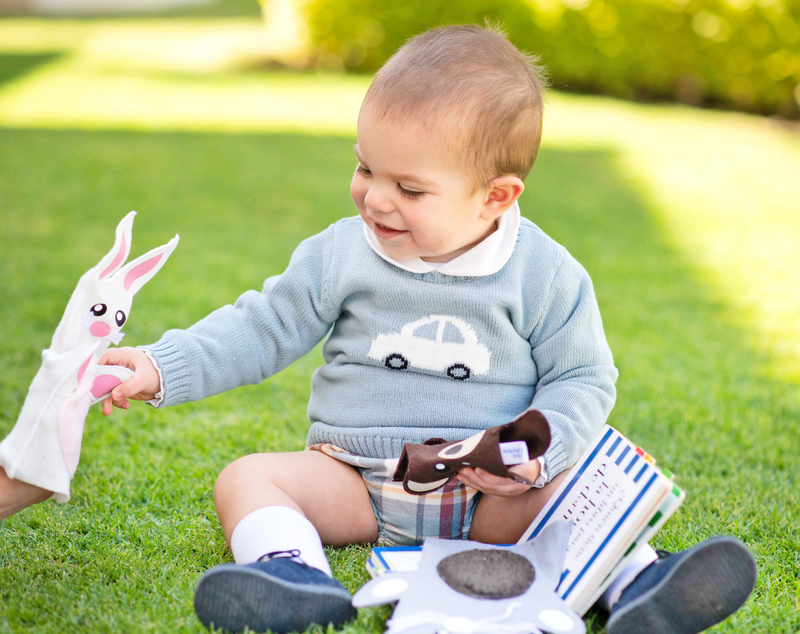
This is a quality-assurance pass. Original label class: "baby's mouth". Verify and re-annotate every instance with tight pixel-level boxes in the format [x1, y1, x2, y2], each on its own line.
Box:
[374, 221, 407, 238]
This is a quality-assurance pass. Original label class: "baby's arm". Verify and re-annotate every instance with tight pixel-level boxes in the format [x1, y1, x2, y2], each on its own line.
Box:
[527, 250, 618, 480]
[462, 250, 616, 496]
[103, 228, 338, 411]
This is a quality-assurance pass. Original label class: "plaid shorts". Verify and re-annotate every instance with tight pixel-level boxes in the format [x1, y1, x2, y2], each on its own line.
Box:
[309, 443, 481, 546]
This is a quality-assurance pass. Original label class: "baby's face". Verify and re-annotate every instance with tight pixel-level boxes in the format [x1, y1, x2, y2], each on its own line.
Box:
[351, 103, 496, 263]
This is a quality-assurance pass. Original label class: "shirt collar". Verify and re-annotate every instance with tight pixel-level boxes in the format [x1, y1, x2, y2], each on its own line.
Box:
[362, 201, 521, 277]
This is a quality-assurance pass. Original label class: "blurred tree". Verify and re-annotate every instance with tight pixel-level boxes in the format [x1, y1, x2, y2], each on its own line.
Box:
[296, 0, 800, 117]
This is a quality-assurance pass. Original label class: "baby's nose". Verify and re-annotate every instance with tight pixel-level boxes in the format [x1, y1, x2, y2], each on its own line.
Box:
[364, 184, 394, 213]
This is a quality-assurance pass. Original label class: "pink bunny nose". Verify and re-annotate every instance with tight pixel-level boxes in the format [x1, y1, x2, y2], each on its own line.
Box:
[90, 321, 111, 338]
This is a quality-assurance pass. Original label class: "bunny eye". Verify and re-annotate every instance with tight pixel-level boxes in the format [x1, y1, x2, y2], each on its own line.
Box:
[115, 311, 126, 327]
[90, 303, 107, 316]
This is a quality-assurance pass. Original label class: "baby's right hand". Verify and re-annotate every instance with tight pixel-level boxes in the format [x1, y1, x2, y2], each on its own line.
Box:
[97, 347, 161, 416]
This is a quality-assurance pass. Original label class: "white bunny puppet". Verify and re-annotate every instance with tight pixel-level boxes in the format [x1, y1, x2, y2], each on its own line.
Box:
[0, 212, 178, 503]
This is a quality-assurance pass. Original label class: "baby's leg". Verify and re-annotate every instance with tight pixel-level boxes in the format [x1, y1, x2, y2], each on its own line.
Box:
[0, 467, 52, 521]
[468, 468, 572, 543]
[195, 451, 376, 633]
[213, 449, 378, 553]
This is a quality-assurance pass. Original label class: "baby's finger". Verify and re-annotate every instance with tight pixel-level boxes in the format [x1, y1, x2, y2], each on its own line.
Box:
[98, 349, 125, 367]
[102, 396, 113, 416]
[459, 468, 528, 496]
[457, 468, 496, 490]
[111, 376, 146, 401]
[472, 467, 513, 485]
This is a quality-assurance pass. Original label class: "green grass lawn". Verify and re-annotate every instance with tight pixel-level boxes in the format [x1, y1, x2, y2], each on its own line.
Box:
[1, 12, 799, 634]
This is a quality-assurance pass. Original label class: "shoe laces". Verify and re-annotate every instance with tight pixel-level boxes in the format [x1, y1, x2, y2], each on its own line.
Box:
[259, 549, 305, 564]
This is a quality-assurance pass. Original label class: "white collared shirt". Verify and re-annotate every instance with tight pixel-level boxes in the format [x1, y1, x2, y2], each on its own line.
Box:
[362, 201, 522, 277]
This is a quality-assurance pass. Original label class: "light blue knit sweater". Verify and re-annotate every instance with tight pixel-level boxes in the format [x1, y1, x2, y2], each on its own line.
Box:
[141, 216, 617, 479]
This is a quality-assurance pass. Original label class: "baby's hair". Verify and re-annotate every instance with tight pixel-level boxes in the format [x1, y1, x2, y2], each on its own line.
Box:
[362, 22, 548, 196]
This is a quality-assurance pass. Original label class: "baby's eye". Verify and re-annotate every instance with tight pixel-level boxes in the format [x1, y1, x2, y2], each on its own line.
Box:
[398, 185, 425, 200]
[356, 164, 371, 176]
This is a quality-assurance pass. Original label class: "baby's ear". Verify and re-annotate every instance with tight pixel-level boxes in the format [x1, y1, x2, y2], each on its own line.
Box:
[481, 176, 524, 221]
[95, 211, 136, 280]
[112, 234, 179, 296]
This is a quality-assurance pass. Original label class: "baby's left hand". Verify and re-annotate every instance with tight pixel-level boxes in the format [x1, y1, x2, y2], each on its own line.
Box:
[456, 458, 541, 497]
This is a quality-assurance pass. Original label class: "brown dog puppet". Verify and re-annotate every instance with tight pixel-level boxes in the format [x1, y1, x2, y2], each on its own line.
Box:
[393, 410, 551, 494]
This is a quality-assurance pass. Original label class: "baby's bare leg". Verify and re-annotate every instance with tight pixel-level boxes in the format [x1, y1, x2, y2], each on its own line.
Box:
[469, 468, 572, 543]
[0, 467, 52, 521]
[213, 450, 378, 547]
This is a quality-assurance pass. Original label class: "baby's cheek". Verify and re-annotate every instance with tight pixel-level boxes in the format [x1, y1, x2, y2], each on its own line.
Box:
[350, 179, 365, 207]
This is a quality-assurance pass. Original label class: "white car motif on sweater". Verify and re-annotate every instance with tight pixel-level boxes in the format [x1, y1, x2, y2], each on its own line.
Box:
[368, 315, 490, 380]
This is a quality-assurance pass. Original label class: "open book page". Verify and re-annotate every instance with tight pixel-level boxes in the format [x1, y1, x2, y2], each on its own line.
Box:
[580, 481, 686, 614]
[519, 426, 673, 614]
[371, 546, 423, 574]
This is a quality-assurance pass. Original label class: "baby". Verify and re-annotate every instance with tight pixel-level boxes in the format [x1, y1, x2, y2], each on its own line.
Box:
[1, 23, 753, 634]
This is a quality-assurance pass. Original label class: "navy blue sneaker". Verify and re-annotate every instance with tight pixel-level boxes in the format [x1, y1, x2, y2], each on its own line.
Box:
[194, 550, 357, 633]
[607, 536, 757, 634]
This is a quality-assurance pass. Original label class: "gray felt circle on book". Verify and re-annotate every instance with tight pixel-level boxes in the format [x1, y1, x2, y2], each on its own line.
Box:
[436, 549, 535, 599]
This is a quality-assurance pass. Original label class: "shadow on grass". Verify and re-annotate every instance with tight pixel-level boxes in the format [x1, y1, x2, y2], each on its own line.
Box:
[0, 127, 797, 633]
[0, 53, 63, 88]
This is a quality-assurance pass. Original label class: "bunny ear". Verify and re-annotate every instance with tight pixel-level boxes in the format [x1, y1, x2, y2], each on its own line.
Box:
[112, 234, 179, 296]
[96, 211, 136, 281]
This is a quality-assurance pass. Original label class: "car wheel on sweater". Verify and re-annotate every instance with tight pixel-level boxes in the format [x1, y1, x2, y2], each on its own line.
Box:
[385, 353, 409, 370]
[446, 364, 470, 380]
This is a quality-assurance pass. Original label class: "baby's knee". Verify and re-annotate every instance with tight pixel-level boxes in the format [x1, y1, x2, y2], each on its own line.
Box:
[214, 453, 274, 501]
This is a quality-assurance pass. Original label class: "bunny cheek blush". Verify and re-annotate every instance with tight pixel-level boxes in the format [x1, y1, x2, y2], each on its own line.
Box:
[90, 321, 112, 338]
[0, 211, 178, 503]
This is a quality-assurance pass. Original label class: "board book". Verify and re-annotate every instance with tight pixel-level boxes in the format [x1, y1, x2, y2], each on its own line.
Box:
[366, 425, 684, 616]
[519, 425, 684, 614]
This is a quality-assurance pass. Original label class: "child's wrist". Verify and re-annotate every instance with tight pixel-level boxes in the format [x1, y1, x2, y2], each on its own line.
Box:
[140, 349, 165, 404]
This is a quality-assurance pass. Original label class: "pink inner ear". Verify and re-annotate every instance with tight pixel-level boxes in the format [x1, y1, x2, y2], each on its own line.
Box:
[124, 253, 162, 291]
[100, 233, 127, 280]
[76, 354, 92, 383]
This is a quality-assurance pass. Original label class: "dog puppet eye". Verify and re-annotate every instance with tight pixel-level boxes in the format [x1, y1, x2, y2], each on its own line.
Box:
[90, 303, 107, 316]
[437, 430, 486, 460]
[115, 310, 126, 327]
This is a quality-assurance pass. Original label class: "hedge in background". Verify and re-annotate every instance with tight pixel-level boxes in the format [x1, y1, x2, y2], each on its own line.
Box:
[301, 0, 800, 118]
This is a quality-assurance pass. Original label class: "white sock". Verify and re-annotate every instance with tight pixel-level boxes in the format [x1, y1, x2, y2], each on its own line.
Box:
[229, 506, 332, 577]
[597, 543, 658, 612]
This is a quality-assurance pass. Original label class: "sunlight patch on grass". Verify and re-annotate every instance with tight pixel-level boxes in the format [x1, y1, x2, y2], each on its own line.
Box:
[0, 56, 367, 133]
[543, 93, 800, 384]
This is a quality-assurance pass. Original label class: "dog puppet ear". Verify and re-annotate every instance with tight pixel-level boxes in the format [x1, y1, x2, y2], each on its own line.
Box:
[95, 212, 136, 281]
[111, 234, 179, 297]
[502, 410, 551, 459]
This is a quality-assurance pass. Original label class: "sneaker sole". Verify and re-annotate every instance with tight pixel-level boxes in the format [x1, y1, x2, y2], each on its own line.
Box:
[194, 564, 357, 633]
[606, 536, 757, 634]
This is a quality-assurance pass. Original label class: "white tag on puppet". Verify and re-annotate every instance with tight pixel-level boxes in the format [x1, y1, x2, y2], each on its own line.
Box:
[499, 441, 530, 465]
